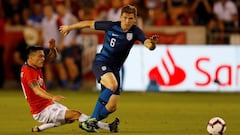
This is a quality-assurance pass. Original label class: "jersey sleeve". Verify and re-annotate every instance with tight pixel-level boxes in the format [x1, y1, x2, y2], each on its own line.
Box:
[134, 26, 147, 43]
[24, 68, 38, 86]
[94, 21, 113, 31]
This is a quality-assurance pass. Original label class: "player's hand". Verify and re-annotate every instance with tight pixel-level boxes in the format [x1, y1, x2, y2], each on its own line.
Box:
[52, 95, 65, 101]
[59, 25, 70, 36]
[48, 38, 56, 49]
[150, 34, 159, 45]
[148, 34, 159, 50]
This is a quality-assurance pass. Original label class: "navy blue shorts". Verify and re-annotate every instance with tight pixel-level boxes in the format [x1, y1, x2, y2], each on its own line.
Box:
[61, 47, 74, 58]
[61, 46, 82, 59]
[92, 60, 121, 95]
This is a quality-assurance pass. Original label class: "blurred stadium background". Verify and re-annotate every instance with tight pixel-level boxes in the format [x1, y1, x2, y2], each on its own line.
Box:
[0, 0, 240, 90]
[0, 0, 240, 134]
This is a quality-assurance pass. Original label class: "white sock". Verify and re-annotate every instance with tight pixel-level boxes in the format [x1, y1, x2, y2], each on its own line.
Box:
[97, 121, 110, 130]
[78, 113, 89, 122]
[38, 123, 58, 131]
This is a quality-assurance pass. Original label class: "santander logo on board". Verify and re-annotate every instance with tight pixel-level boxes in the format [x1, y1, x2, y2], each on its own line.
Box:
[148, 48, 186, 86]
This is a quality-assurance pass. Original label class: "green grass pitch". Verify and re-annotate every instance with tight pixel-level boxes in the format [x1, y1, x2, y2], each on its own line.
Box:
[0, 89, 239, 135]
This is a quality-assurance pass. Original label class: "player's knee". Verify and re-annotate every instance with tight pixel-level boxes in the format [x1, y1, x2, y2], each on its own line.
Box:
[72, 110, 81, 119]
[65, 110, 81, 121]
[101, 73, 118, 91]
[108, 104, 117, 112]
[107, 81, 118, 91]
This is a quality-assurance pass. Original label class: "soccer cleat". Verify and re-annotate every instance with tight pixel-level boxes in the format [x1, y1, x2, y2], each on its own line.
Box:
[109, 117, 120, 133]
[31, 126, 41, 132]
[79, 118, 98, 132]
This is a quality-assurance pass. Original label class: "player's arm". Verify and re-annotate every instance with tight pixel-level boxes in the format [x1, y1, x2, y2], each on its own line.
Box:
[59, 21, 95, 36]
[30, 81, 65, 101]
[143, 35, 159, 51]
[45, 39, 58, 63]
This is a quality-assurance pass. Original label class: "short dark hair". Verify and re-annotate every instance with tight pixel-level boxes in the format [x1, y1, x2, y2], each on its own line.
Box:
[26, 45, 44, 59]
[121, 5, 137, 17]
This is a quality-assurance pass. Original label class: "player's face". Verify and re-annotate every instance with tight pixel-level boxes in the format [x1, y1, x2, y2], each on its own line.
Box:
[29, 50, 45, 68]
[120, 13, 136, 32]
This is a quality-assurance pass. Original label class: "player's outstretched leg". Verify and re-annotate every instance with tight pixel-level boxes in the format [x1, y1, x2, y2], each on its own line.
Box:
[109, 117, 120, 133]
[79, 118, 98, 132]
[31, 123, 59, 132]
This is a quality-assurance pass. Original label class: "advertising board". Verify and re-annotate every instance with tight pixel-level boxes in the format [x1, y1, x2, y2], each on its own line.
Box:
[98, 45, 240, 92]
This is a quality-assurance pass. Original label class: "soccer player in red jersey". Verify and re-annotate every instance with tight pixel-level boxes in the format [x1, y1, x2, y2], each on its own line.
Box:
[20, 39, 119, 132]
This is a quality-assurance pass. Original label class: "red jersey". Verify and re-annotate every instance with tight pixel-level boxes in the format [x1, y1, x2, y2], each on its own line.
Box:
[20, 64, 53, 114]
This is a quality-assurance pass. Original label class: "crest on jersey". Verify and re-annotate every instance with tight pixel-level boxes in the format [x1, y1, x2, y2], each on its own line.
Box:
[38, 76, 44, 86]
[101, 66, 107, 71]
[126, 33, 133, 41]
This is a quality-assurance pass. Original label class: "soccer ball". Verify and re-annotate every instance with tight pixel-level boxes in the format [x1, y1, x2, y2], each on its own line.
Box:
[207, 117, 226, 135]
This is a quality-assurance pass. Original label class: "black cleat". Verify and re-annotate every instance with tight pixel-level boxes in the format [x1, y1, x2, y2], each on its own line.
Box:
[109, 117, 120, 133]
